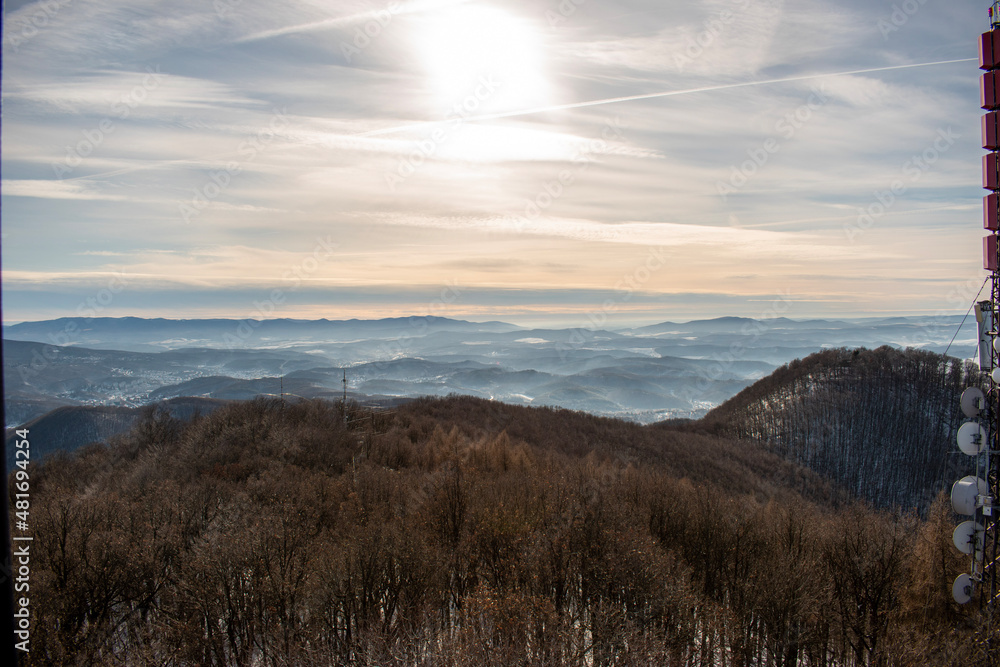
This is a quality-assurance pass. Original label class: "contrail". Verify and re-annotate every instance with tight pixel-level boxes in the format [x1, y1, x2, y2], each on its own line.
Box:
[361, 57, 977, 137]
[235, 0, 470, 44]
[62, 57, 975, 182]
[235, 14, 374, 43]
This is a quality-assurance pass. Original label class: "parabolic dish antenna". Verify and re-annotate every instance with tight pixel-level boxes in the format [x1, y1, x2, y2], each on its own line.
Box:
[953, 520, 985, 558]
[953, 573, 974, 605]
[961, 387, 986, 417]
[993, 367, 1000, 384]
[951, 476, 990, 515]
[957, 421, 988, 456]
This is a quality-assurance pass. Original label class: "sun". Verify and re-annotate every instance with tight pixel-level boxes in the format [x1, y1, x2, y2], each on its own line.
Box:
[413, 3, 549, 115]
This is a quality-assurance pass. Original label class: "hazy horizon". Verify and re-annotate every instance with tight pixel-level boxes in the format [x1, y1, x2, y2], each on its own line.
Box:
[0, 310, 974, 331]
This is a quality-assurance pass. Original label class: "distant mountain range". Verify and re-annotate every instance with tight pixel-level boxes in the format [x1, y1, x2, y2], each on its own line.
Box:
[3, 316, 520, 352]
[3, 314, 978, 430]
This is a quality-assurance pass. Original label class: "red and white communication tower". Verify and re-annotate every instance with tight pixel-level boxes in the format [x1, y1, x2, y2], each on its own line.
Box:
[961, 3, 1000, 611]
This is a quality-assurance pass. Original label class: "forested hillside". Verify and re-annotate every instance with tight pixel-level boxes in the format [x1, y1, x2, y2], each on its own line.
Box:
[702, 347, 981, 512]
[19, 396, 993, 665]
[2, 397, 228, 469]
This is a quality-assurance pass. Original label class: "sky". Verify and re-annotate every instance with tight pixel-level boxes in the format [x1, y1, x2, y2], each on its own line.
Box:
[0, 0, 993, 327]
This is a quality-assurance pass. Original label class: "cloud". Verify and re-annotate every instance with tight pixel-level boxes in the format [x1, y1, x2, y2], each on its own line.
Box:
[236, 0, 474, 43]
[4, 68, 262, 115]
[3, 0, 226, 66]
[368, 212, 869, 261]
[0, 0, 988, 324]
[1, 179, 129, 200]
[566, 0, 787, 76]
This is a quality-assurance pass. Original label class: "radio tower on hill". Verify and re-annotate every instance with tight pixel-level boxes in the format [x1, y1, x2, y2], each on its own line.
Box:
[958, 3, 1000, 637]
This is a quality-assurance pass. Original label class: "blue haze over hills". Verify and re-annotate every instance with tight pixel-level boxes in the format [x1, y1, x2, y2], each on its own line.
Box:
[3, 314, 981, 429]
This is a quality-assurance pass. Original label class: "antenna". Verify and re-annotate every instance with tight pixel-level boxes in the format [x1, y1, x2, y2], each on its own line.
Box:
[963, 17, 1000, 627]
[962, 387, 986, 418]
[343, 369, 348, 424]
[951, 476, 990, 517]
[954, 520, 986, 560]
[955, 573, 975, 605]
[958, 421, 989, 456]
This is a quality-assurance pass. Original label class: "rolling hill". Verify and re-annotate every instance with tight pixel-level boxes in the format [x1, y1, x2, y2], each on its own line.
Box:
[18, 390, 988, 665]
[700, 346, 982, 512]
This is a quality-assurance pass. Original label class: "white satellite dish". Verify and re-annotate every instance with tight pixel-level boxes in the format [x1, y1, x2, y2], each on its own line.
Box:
[953, 573, 974, 605]
[951, 476, 990, 515]
[993, 367, 1000, 384]
[953, 521, 985, 559]
[957, 421, 988, 456]
[961, 387, 986, 417]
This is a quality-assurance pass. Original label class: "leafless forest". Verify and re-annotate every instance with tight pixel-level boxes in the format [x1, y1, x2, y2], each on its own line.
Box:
[703, 347, 980, 512]
[17, 358, 999, 665]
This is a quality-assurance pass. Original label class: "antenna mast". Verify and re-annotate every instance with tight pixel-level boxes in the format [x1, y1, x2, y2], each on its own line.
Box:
[961, 10, 1000, 642]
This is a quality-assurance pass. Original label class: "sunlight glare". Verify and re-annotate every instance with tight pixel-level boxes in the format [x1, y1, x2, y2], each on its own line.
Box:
[414, 3, 549, 115]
